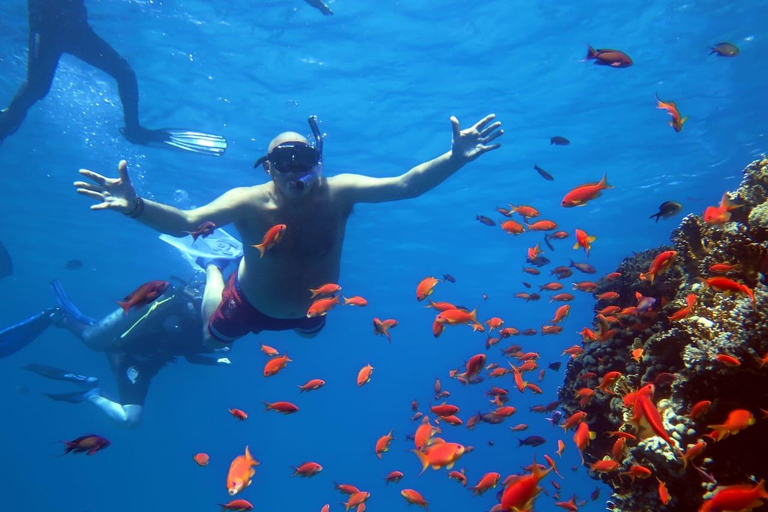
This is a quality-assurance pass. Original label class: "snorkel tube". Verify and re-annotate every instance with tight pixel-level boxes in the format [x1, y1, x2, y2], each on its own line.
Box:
[291, 115, 324, 192]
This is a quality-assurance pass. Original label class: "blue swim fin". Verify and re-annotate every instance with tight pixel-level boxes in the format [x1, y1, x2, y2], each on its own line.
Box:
[0, 241, 12, 280]
[49, 280, 96, 326]
[0, 310, 54, 358]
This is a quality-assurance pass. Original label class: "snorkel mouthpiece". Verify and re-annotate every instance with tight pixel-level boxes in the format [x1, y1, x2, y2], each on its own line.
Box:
[292, 172, 316, 191]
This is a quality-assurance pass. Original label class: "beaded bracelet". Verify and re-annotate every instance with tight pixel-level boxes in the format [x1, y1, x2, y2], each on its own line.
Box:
[125, 196, 144, 218]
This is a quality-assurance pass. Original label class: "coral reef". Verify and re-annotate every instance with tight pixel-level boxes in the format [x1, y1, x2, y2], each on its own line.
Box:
[558, 157, 768, 512]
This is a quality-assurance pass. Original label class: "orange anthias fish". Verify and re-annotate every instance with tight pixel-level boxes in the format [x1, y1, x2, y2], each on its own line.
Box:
[117, 280, 170, 315]
[385, 470, 404, 484]
[639, 250, 677, 285]
[704, 193, 741, 225]
[573, 422, 596, 464]
[185, 220, 216, 242]
[416, 276, 441, 301]
[357, 364, 374, 387]
[263, 354, 292, 377]
[573, 229, 596, 258]
[373, 317, 398, 342]
[700, 277, 755, 304]
[583, 45, 633, 67]
[263, 401, 299, 414]
[298, 379, 325, 393]
[500, 458, 552, 512]
[309, 283, 341, 298]
[343, 491, 371, 512]
[528, 243, 544, 260]
[260, 343, 279, 357]
[194, 453, 210, 467]
[219, 499, 254, 512]
[252, 224, 287, 257]
[228, 408, 248, 421]
[655, 93, 688, 132]
[668, 293, 696, 321]
[699, 480, 768, 512]
[707, 409, 755, 441]
[307, 295, 341, 318]
[501, 219, 525, 235]
[343, 296, 368, 307]
[448, 469, 467, 486]
[526, 220, 558, 231]
[509, 204, 540, 218]
[226, 446, 259, 496]
[375, 430, 394, 459]
[561, 174, 612, 207]
[291, 461, 323, 477]
[412, 440, 466, 473]
[400, 489, 429, 510]
[470, 472, 501, 496]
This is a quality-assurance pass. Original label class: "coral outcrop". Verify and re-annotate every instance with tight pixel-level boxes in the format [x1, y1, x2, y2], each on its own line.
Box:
[558, 157, 768, 512]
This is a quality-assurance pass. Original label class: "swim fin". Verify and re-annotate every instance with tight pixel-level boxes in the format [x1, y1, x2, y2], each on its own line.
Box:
[121, 127, 227, 156]
[159, 227, 243, 272]
[0, 310, 55, 358]
[0, 241, 12, 279]
[43, 387, 101, 403]
[25, 363, 99, 388]
[49, 280, 96, 326]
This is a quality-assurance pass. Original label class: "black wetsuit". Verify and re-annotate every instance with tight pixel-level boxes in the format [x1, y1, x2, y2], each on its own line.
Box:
[0, 0, 142, 141]
[104, 285, 220, 406]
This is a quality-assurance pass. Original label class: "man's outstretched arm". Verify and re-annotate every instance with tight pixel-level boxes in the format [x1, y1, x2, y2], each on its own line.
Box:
[335, 114, 503, 204]
[75, 160, 248, 236]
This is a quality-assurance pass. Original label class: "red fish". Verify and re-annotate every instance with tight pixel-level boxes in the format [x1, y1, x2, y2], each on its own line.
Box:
[291, 461, 323, 477]
[416, 277, 440, 301]
[373, 317, 398, 342]
[655, 93, 688, 132]
[61, 434, 110, 455]
[219, 499, 254, 512]
[699, 480, 768, 512]
[526, 219, 558, 232]
[448, 469, 467, 486]
[298, 379, 325, 393]
[343, 491, 370, 512]
[470, 472, 501, 496]
[252, 224, 286, 257]
[639, 250, 677, 285]
[343, 296, 368, 307]
[260, 343, 279, 357]
[583, 45, 633, 67]
[400, 489, 428, 510]
[700, 277, 755, 304]
[117, 280, 170, 315]
[707, 409, 755, 441]
[509, 204, 540, 218]
[385, 470, 404, 484]
[561, 175, 612, 207]
[704, 193, 741, 225]
[228, 408, 248, 421]
[375, 430, 394, 459]
[709, 263, 738, 274]
[263, 354, 292, 377]
[501, 219, 525, 235]
[307, 295, 341, 318]
[194, 453, 210, 467]
[573, 422, 596, 464]
[309, 283, 341, 298]
[262, 401, 299, 414]
[357, 364, 374, 387]
[573, 229, 596, 257]
[688, 400, 712, 419]
[500, 458, 552, 512]
[185, 221, 216, 242]
[226, 446, 259, 496]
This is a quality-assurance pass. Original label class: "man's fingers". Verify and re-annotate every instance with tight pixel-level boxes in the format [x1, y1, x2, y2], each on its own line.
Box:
[90, 203, 112, 210]
[480, 130, 504, 145]
[73, 181, 103, 193]
[78, 169, 108, 186]
[472, 113, 496, 132]
[479, 143, 502, 154]
[450, 116, 461, 141]
[117, 160, 130, 183]
[77, 189, 106, 201]
[478, 121, 502, 138]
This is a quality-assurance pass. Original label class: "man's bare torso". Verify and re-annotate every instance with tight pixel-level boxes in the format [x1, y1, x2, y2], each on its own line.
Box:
[232, 177, 352, 319]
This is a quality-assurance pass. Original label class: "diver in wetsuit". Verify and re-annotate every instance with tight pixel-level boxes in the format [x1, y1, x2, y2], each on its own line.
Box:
[0, 275, 231, 428]
[0, 0, 227, 155]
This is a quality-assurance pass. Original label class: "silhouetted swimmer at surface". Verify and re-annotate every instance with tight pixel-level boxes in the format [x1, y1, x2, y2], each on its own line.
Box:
[303, 0, 333, 16]
[0, 0, 226, 155]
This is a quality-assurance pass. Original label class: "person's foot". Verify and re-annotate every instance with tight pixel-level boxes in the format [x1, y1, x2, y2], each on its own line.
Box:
[120, 126, 166, 145]
[43, 387, 100, 404]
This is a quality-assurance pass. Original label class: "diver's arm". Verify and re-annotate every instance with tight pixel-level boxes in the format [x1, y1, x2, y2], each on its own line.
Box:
[335, 115, 503, 204]
[75, 160, 250, 235]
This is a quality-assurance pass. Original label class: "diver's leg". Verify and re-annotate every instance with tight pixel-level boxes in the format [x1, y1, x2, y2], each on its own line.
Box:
[201, 265, 227, 347]
[66, 27, 141, 134]
[94, 352, 155, 429]
[87, 395, 143, 429]
[0, 30, 62, 140]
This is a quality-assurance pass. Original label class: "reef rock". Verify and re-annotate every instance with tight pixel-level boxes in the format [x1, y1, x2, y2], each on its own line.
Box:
[558, 156, 768, 512]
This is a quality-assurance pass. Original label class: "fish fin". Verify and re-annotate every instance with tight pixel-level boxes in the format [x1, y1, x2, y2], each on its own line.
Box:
[446, 462, 455, 470]
[412, 449, 430, 474]
[600, 173, 613, 189]
[573, 242, 580, 250]
[252, 243, 266, 258]
[588, 236, 596, 242]
[585, 45, 597, 61]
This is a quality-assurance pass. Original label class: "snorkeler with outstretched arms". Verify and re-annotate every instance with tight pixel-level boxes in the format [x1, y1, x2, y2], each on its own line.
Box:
[0, 0, 226, 155]
[75, 114, 503, 348]
[0, 274, 233, 428]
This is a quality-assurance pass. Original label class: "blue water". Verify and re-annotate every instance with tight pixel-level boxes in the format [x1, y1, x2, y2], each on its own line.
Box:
[1, 0, 766, 510]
